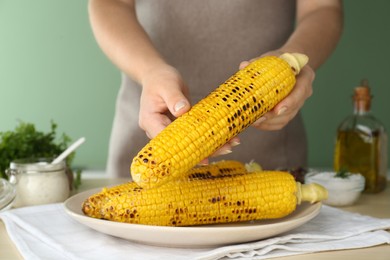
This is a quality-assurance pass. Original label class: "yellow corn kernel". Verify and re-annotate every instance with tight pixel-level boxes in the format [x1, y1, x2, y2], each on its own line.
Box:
[82, 171, 327, 227]
[187, 160, 247, 179]
[82, 160, 247, 217]
[131, 53, 308, 189]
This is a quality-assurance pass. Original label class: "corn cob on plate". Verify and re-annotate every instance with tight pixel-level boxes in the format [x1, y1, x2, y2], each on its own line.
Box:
[82, 171, 327, 227]
[65, 188, 323, 247]
[64, 166, 326, 247]
[131, 53, 309, 189]
[65, 191, 322, 248]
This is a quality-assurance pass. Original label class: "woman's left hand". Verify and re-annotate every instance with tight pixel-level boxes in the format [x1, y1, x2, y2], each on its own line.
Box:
[239, 52, 315, 131]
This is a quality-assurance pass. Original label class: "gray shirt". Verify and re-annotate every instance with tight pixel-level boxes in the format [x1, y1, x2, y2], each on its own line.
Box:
[107, 0, 307, 177]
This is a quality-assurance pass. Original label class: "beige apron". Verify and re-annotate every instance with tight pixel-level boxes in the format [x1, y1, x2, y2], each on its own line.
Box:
[107, 0, 306, 177]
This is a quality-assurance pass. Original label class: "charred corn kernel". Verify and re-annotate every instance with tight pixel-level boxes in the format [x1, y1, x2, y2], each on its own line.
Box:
[131, 53, 308, 189]
[187, 160, 247, 179]
[82, 171, 327, 227]
[82, 160, 247, 217]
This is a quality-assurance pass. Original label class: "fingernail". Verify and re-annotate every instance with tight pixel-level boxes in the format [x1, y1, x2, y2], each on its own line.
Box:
[214, 149, 232, 157]
[277, 107, 287, 116]
[146, 132, 152, 139]
[198, 158, 209, 166]
[253, 116, 266, 126]
[198, 161, 208, 166]
[174, 100, 187, 112]
[220, 149, 232, 155]
[239, 61, 250, 70]
[231, 140, 240, 147]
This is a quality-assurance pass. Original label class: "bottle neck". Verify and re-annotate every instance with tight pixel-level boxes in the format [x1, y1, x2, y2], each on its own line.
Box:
[352, 85, 372, 116]
[353, 99, 371, 115]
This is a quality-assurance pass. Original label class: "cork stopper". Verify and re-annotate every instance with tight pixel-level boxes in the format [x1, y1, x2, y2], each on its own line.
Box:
[353, 79, 372, 112]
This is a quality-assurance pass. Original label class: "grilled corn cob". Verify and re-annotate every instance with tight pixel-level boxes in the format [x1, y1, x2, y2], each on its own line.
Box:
[187, 160, 249, 179]
[131, 53, 308, 189]
[84, 160, 248, 217]
[82, 171, 327, 227]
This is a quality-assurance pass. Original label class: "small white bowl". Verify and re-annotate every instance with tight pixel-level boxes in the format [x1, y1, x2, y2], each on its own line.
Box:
[305, 171, 365, 207]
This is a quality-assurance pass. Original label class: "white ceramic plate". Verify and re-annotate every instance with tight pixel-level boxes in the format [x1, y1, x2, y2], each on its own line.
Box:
[64, 188, 322, 248]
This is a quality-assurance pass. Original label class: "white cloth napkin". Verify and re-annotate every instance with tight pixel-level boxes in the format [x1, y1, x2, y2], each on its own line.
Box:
[1, 204, 390, 260]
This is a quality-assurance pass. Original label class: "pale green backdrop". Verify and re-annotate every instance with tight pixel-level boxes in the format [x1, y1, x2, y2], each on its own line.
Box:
[1, 0, 389, 171]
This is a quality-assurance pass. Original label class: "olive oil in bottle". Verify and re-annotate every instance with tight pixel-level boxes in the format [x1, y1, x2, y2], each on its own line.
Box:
[334, 80, 388, 193]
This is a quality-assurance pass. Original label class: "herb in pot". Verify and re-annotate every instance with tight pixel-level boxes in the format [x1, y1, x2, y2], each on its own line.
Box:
[0, 121, 77, 187]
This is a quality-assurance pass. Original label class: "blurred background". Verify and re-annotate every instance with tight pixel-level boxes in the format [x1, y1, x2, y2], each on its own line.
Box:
[1, 0, 389, 172]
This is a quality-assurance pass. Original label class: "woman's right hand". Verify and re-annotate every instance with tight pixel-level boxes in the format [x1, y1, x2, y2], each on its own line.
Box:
[139, 65, 191, 139]
[138, 64, 240, 164]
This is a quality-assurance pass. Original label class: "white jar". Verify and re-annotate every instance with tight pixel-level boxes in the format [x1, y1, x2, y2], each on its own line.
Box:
[6, 158, 70, 208]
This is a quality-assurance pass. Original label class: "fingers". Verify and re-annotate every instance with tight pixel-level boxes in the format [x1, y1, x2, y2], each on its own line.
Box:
[138, 65, 192, 138]
[209, 136, 240, 158]
[239, 60, 251, 70]
[139, 110, 172, 139]
[253, 110, 299, 130]
[197, 136, 240, 165]
[161, 89, 191, 118]
[252, 65, 315, 131]
[198, 158, 209, 165]
[146, 84, 190, 137]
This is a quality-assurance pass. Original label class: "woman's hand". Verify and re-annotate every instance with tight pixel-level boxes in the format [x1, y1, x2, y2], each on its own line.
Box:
[139, 64, 240, 164]
[139, 65, 191, 138]
[239, 52, 315, 131]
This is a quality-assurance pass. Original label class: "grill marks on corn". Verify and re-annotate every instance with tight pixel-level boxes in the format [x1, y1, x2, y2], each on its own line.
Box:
[131, 56, 296, 188]
[83, 160, 248, 223]
[218, 59, 292, 137]
[187, 160, 247, 179]
[82, 171, 297, 227]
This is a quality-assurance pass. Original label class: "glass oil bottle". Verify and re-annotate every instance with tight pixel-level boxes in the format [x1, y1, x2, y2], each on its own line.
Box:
[334, 79, 388, 193]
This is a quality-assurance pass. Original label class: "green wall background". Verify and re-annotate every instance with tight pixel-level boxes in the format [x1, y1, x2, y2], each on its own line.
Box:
[1, 0, 389, 171]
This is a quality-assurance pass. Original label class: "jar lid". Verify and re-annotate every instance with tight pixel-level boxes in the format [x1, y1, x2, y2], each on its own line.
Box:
[10, 158, 65, 173]
[0, 178, 16, 211]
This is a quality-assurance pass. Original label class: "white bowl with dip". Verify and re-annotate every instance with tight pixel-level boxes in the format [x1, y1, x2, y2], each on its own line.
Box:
[6, 158, 70, 208]
[305, 171, 365, 207]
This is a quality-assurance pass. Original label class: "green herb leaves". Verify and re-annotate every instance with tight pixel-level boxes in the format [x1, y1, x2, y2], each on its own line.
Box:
[335, 168, 351, 179]
[0, 121, 73, 179]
